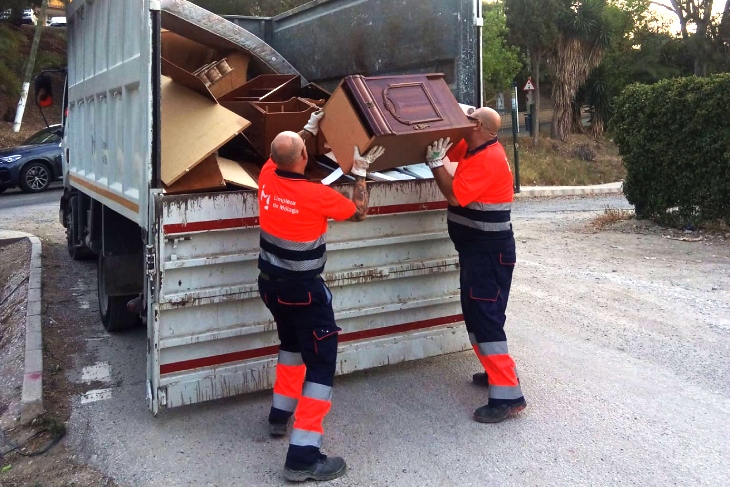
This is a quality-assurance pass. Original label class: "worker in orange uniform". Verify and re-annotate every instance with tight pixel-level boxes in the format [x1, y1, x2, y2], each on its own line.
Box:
[257, 110, 385, 482]
[425, 106, 526, 423]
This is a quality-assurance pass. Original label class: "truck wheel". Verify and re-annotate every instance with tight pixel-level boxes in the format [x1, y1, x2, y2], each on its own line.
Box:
[98, 252, 139, 332]
[18, 162, 52, 193]
[66, 196, 94, 260]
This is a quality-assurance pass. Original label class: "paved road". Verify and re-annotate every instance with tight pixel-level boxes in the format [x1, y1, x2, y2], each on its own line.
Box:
[0, 184, 62, 213]
[3, 193, 729, 487]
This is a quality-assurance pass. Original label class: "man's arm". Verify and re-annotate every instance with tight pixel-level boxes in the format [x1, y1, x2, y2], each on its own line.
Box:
[426, 138, 460, 206]
[430, 162, 460, 206]
[347, 176, 369, 221]
[298, 129, 315, 144]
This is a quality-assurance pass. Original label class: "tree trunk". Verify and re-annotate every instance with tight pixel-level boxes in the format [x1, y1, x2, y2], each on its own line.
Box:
[550, 106, 560, 139]
[13, 0, 49, 132]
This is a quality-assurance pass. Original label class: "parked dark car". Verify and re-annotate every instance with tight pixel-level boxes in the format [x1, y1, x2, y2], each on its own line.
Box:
[0, 125, 63, 193]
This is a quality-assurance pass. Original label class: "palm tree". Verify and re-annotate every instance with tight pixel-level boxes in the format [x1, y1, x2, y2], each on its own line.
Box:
[548, 0, 613, 141]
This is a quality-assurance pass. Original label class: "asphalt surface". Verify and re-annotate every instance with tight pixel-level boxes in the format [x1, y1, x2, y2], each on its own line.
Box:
[0, 184, 62, 212]
[1, 193, 728, 486]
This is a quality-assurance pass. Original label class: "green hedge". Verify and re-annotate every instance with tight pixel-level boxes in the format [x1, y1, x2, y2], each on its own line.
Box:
[612, 74, 730, 225]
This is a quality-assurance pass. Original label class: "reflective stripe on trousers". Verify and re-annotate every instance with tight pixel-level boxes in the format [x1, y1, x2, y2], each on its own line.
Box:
[469, 334, 523, 400]
[272, 350, 306, 413]
[290, 381, 333, 449]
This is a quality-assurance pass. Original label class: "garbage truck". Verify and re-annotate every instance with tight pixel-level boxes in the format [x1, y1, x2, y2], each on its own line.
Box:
[58, 0, 484, 414]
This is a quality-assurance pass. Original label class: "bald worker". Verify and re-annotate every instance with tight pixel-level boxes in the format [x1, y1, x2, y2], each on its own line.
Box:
[425, 106, 527, 423]
[257, 111, 385, 482]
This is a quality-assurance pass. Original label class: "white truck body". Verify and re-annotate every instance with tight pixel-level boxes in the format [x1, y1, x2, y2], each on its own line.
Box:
[63, 0, 484, 414]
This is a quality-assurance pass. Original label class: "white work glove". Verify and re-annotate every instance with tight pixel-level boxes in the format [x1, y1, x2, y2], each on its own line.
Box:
[425, 137, 453, 169]
[303, 109, 325, 136]
[351, 145, 385, 177]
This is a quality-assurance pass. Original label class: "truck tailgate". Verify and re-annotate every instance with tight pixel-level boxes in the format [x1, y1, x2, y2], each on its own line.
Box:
[148, 180, 467, 412]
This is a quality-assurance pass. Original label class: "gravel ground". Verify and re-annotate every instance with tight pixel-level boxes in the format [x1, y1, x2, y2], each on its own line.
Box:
[0, 240, 30, 428]
[0, 193, 728, 486]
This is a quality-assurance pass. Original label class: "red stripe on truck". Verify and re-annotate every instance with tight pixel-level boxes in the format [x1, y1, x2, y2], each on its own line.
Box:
[162, 202, 448, 235]
[367, 201, 449, 215]
[159, 313, 464, 375]
[164, 217, 260, 235]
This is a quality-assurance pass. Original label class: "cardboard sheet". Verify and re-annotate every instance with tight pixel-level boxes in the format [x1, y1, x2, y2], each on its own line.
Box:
[217, 157, 259, 190]
[161, 30, 216, 73]
[161, 76, 250, 186]
[162, 154, 226, 194]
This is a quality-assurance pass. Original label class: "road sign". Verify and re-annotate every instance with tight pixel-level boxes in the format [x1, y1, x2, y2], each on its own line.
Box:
[523, 78, 535, 91]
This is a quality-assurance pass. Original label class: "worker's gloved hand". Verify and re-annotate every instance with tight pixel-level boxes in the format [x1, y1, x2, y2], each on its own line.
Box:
[351, 145, 385, 177]
[303, 110, 325, 136]
[425, 137, 453, 170]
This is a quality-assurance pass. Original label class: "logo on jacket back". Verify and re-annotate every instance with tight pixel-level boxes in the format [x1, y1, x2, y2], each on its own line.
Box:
[260, 185, 270, 211]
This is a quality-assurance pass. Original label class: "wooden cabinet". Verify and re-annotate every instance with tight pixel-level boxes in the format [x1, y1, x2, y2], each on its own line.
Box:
[320, 74, 475, 173]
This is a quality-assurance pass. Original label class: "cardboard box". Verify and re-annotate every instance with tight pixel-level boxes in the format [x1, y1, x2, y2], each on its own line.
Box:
[163, 154, 226, 194]
[222, 97, 325, 158]
[319, 74, 476, 174]
[217, 156, 259, 190]
[160, 76, 250, 186]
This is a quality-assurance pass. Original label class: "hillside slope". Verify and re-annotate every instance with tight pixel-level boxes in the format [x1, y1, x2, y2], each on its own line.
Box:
[0, 23, 66, 148]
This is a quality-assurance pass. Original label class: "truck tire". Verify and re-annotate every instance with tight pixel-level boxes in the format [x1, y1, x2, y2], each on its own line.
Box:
[66, 196, 94, 260]
[98, 252, 139, 332]
[18, 161, 52, 193]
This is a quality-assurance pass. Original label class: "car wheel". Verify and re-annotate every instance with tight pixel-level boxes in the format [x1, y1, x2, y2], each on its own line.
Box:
[98, 252, 140, 332]
[19, 162, 51, 193]
[0, 186, 7, 193]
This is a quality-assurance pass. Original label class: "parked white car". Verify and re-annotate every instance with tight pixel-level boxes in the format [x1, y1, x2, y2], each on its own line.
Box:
[48, 16, 66, 27]
[22, 8, 37, 25]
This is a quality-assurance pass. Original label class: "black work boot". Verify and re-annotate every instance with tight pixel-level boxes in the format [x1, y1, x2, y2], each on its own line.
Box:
[269, 420, 289, 438]
[473, 398, 527, 423]
[472, 372, 489, 387]
[283, 455, 347, 482]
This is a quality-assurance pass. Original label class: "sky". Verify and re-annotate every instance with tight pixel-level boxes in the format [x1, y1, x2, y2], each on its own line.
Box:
[647, 1, 726, 35]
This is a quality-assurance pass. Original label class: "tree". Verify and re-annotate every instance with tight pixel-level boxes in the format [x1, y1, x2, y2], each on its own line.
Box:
[505, 0, 561, 147]
[653, 0, 719, 75]
[481, 2, 524, 102]
[547, 0, 614, 141]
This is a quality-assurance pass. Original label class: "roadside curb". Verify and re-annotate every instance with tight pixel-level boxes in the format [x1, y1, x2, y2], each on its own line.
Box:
[0, 230, 44, 424]
[516, 182, 623, 198]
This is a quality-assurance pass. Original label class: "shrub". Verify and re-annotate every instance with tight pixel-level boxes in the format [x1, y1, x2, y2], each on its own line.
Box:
[612, 74, 730, 225]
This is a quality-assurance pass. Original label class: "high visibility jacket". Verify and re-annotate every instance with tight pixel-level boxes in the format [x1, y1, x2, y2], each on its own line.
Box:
[258, 160, 356, 279]
[446, 138, 514, 252]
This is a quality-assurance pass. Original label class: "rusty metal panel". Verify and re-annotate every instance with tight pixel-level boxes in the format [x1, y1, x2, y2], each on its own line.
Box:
[225, 0, 481, 105]
[152, 180, 468, 408]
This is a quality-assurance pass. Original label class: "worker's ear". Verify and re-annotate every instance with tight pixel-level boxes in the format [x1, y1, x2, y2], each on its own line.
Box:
[34, 74, 54, 108]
